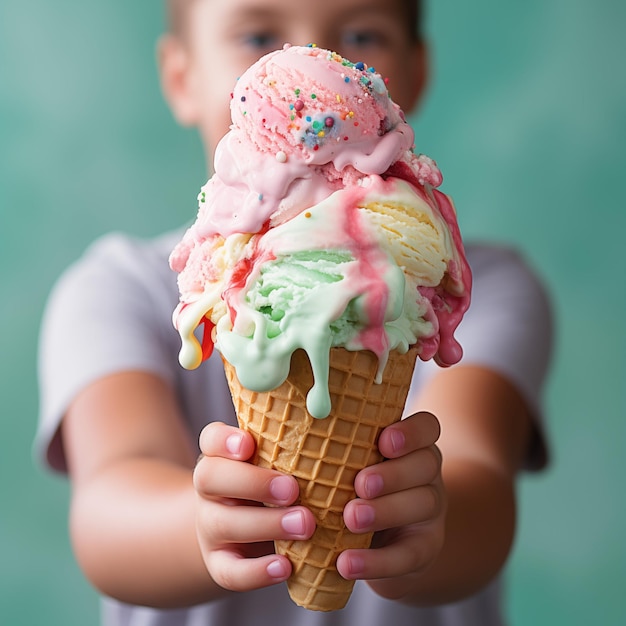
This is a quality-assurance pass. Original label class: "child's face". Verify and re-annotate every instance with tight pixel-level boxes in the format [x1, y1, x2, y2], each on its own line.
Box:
[164, 0, 426, 160]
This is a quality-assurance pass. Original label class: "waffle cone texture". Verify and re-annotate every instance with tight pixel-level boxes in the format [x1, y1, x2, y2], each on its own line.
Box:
[222, 346, 418, 611]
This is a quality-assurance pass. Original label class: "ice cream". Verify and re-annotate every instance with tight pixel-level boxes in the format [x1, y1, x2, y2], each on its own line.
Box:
[170, 44, 471, 610]
[170, 44, 471, 415]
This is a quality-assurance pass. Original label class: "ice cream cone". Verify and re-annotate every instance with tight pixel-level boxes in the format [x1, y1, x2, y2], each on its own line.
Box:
[222, 346, 419, 611]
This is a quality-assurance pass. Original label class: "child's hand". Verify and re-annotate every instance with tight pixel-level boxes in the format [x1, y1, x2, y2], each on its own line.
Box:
[337, 412, 446, 596]
[193, 422, 316, 592]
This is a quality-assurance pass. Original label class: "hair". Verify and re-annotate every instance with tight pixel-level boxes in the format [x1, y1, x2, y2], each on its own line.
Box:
[406, 0, 423, 42]
[166, 0, 193, 37]
[167, 0, 423, 41]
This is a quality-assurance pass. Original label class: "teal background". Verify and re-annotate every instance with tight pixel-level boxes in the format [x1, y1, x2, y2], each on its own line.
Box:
[1, 1, 624, 624]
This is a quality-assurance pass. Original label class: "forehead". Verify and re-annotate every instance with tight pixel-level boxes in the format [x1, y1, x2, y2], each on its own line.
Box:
[171, 0, 416, 29]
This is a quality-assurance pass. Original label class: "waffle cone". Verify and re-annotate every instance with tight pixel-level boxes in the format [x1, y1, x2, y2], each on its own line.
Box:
[222, 346, 418, 611]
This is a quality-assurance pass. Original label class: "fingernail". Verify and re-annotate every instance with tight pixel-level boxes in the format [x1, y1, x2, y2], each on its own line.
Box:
[281, 510, 306, 536]
[267, 559, 289, 580]
[389, 429, 405, 454]
[345, 554, 365, 578]
[270, 476, 295, 503]
[354, 503, 375, 529]
[364, 473, 384, 499]
[225, 432, 243, 456]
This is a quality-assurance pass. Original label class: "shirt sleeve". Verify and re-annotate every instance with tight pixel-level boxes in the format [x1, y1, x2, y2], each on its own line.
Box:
[407, 244, 554, 470]
[35, 232, 182, 473]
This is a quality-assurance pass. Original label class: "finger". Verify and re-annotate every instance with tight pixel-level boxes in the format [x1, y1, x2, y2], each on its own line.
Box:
[378, 411, 440, 458]
[194, 456, 300, 506]
[198, 421, 255, 461]
[344, 484, 443, 534]
[354, 446, 442, 499]
[199, 501, 315, 544]
[206, 550, 293, 591]
[336, 524, 443, 581]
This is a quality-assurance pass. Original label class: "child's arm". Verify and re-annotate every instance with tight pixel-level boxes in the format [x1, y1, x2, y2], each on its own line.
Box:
[62, 370, 314, 607]
[340, 364, 532, 605]
[63, 371, 212, 607]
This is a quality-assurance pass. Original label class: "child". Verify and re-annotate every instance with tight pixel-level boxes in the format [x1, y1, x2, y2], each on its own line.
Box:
[36, 0, 553, 624]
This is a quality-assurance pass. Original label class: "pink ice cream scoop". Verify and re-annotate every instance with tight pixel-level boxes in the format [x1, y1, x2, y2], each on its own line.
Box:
[230, 44, 413, 171]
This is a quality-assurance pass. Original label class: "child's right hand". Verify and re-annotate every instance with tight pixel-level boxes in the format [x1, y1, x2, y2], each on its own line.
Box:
[193, 422, 316, 592]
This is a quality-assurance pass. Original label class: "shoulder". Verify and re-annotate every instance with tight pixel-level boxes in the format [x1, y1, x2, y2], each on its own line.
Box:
[41, 228, 189, 350]
[39, 227, 189, 386]
[464, 242, 553, 327]
[466, 243, 547, 289]
[461, 240, 554, 347]
[47, 229, 184, 314]
[40, 227, 187, 357]
[63, 229, 182, 283]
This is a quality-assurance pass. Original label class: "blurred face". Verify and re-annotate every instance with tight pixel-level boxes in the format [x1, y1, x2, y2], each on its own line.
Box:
[163, 0, 426, 160]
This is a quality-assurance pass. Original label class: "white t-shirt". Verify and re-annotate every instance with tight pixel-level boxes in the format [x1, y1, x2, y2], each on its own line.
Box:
[35, 229, 552, 626]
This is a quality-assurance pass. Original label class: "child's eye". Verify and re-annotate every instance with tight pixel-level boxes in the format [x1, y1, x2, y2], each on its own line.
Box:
[241, 32, 279, 51]
[341, 29, 388, 49]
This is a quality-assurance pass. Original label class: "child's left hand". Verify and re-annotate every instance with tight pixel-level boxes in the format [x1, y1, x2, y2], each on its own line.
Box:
[337, 411, 446, 596]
